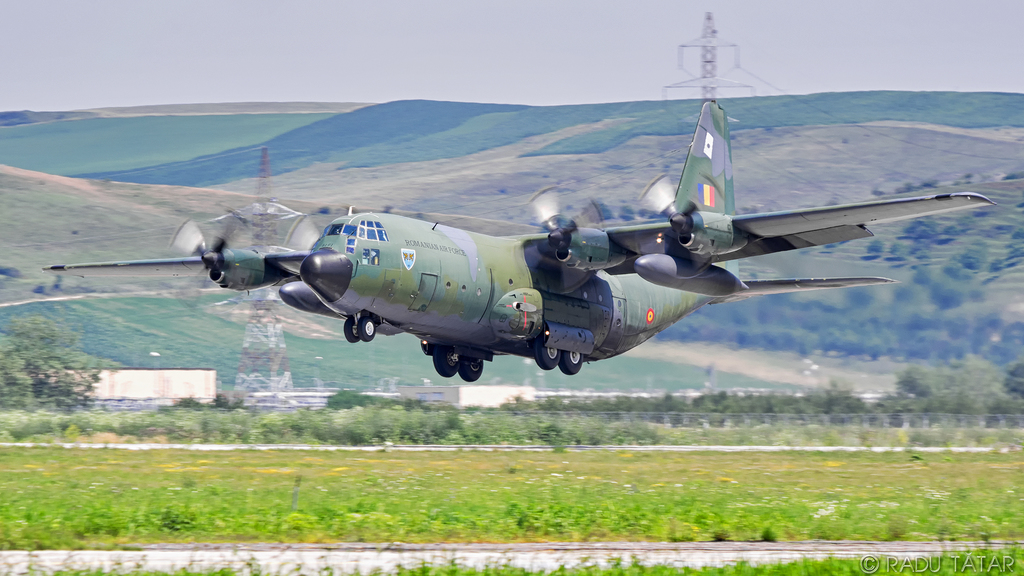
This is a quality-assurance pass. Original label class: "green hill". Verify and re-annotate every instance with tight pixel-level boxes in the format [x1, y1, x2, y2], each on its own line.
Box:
[82, 92, 1024, 187]
[5, 91, 1024, 188]
[0, 113, 334, 176]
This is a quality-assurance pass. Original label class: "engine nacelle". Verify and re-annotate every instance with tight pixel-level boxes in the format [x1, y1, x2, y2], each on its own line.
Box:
[556, 228, 627, 270]
[680, 213, 748, 257]
[209, 249, 288, 290]
[489, 288, 544, 340]
[634, 254, 747, 296]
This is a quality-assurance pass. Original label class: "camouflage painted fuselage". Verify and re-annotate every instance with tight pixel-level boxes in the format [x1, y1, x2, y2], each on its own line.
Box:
[311, 212, 707, 360]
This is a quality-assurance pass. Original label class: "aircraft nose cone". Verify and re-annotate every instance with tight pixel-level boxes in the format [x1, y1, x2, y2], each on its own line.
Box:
[299, 249, 353, 303]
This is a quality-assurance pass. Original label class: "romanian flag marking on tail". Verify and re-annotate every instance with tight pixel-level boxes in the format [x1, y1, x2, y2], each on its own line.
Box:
[698, 183, 716, 207]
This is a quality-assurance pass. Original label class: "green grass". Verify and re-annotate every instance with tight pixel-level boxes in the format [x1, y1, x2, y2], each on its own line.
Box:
[0, 114, 334, 176]
[1, 448, 1023, 548]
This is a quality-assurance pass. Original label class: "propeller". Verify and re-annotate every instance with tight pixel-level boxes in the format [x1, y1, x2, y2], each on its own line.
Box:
[285, 215, 321, 251]
[530, 186, 576, 258]
[169, 220, 206, 256]
[168, 217, 237, 283]
[639, 174, 698, 242]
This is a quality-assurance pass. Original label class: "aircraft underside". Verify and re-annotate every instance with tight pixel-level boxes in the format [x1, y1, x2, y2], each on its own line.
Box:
[282, 269, 708, 383]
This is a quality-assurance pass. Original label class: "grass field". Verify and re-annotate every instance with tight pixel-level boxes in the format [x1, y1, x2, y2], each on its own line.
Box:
[0, 448, 1022, 548]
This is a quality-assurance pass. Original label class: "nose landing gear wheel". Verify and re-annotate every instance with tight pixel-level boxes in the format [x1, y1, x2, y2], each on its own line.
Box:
[458, 358, 484, 382]
[558, 350, 584, 375]
[343, 317, 360, 343]
[357, 316, 376, 342]
[432, 345, 459, 378]
[533, 338, 560, 370]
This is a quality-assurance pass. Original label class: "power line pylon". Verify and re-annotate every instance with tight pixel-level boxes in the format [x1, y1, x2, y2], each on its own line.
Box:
[663, 12, 754, 101]
[234, 147, 295, 393]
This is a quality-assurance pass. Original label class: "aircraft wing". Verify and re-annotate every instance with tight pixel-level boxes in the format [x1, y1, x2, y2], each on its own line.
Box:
[44, 257, 207, 277]
[605, 192, 994, 263]
[709, 277, 897, 304]
[43, 251, 311, 278]
[733, 191, 991, 236]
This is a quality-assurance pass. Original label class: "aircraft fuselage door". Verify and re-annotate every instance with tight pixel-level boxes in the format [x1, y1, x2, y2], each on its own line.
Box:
[602, 297, 627, 351]
[409, 273, 438, 312]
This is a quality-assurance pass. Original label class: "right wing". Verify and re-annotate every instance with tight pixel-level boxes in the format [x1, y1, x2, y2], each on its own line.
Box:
[43, 250, 310, 278]
[44, 257, 206, 277]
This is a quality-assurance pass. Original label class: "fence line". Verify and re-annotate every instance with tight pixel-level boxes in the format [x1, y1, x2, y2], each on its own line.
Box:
[499, 412, 1024, 429]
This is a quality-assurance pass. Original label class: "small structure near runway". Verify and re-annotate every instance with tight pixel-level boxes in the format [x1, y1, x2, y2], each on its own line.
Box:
[398, 385, 535, 408]
[94, 369, 217, 409]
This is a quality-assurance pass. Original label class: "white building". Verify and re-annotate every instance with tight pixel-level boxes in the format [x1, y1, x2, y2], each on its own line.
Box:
[397, 385, 535, 408]
[95, 369, 217, 400]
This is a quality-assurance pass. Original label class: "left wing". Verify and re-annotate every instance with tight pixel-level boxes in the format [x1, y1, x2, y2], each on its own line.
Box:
[605, 191, 994, 264]
[709, 277, 897, 304]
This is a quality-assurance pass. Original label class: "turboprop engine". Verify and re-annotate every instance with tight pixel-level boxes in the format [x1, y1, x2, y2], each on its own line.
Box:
[633, 254, 747, 296]
[205, 249, 288, 290]
[530, 187, 627, 270]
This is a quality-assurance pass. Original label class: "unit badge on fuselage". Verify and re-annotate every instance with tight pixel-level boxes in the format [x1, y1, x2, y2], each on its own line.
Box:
[401, 249, 416, 270]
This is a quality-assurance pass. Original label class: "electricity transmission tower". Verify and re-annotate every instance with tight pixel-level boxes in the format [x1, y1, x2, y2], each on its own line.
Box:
[663, 12, 754, 101]
[233, 148, 300, 393]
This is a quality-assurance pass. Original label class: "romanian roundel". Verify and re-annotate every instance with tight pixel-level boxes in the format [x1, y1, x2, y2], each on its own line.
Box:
[646, 308, 655, 324]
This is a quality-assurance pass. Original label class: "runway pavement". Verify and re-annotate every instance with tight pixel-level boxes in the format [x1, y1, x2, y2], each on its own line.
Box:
[0, 442, 1002, 452]
[0, 542, 1018, 574]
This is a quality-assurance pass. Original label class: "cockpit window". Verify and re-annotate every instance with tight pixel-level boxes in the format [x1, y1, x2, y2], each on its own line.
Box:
[325, 223, 358, 237]
[356, 220, 389, 242]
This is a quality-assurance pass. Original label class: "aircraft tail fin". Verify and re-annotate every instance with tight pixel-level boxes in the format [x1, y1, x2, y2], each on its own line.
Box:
[676, 100, 734, 217]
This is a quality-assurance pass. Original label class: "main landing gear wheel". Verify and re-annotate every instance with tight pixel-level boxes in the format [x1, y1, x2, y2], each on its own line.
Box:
[533, 338, 560, 371]
[558, 350, 584, 375]
[432, 345, 460, 378]
[357, 316, 376, 342]
[343, 317, 360, 343]
[458, 358, 484, 382]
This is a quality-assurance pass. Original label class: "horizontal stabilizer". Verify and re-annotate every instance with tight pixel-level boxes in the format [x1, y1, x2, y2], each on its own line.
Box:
[710, 277, 896, 304]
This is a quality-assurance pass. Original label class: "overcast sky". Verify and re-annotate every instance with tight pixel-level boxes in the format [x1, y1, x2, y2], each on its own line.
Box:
[1, 0, 1022, 111]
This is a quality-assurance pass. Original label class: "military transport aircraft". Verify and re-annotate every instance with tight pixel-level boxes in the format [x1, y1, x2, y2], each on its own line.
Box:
[45, 102, 993, 382]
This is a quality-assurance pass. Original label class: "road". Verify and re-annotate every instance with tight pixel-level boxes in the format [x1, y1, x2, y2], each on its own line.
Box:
[0, 542, 1017, 574]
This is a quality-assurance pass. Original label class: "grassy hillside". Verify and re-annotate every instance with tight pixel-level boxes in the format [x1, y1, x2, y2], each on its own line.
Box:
[0, 91, 1012, 187]
[0, 113, 334, 175]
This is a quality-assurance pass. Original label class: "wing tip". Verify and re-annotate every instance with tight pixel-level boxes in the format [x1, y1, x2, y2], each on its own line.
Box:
[943, 191, 996, 206]
[42, 265, 66, 273]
